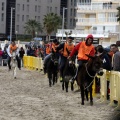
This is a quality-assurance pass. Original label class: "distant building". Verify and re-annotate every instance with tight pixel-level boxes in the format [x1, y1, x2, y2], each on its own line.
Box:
[57, 0, 120, 47]
[0, 0, 61, 40]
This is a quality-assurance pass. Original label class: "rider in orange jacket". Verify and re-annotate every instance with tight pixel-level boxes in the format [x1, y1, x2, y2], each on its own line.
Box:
[56, 36, 75, 82]
[68, 34, 95, 83]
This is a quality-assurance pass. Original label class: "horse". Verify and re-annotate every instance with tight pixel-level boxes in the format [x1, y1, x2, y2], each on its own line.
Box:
[62, 57, 76, 92]
[46, 50, 59, 87]
[11, 51, 17, 79]
[77, 54, 103, 105]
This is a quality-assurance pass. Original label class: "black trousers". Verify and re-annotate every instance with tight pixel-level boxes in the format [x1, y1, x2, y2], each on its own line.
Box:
[7, 55, 21, 70]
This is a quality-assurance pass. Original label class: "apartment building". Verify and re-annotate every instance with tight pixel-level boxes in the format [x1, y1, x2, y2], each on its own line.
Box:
[57, 0, 120, 47]
[0, 0, 61, 40]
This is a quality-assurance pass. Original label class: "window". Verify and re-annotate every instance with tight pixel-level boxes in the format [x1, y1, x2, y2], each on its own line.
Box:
[17, 14, 20, 22]
[38, 6, 41, 13]
[17, 4, 20, 12]
[35, 16, 37, 20]
[55, 7, 57, 14]
[35, 5, 37, 12]
[2, 2, 4, 11]
[70, 19, 72, 26]
[70, 9, 72, 16]
[27, 5, 29, 12]
[1, 13, 4, 21]
[23, 4, 24, 11]
[47, 6, 49, 13]
[27, 0, 29, 2]
[26, 15, 29, 21]
[16, 25, 19, 33]
[22, 15, 24, 21]
[50, 7, 52, 12]
[38, 16, 40, 21]
[71, 0, 73, 6]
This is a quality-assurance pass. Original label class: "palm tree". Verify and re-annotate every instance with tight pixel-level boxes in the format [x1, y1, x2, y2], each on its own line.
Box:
[43, 13, 62, 41]
[24, 19, 42, 40]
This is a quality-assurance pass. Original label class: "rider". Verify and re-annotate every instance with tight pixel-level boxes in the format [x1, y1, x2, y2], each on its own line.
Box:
[43, 39, 59, 74]
[7, 41, 21, 71]
[56, 36, 75, 82]
[68, 34, 95, 83]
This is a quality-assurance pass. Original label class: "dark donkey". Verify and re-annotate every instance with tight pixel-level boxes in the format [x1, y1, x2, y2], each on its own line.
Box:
[77, 55, 103, 105]
[62, 57, 76, 92]
[46, 50, 59, 87]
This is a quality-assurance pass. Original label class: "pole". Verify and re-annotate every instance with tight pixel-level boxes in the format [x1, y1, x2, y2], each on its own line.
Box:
[10, 7, 13, 42]
[62, 7, 67, 41]
[10, 7, 15, 42]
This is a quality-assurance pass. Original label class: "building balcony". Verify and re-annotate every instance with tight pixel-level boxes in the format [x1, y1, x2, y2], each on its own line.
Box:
[56, 29, 119, 38]
[76, 18, 118, 26]
[77, 4, 119, 13]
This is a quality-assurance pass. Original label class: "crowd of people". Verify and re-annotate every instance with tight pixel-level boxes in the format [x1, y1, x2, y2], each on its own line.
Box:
[0, 35, 119, 75]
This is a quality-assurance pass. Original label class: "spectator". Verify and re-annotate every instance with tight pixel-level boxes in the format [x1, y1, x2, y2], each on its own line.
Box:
[110, 44, 120, 71]
[19, 47, 25, 67]
[0, 48, 3, 66]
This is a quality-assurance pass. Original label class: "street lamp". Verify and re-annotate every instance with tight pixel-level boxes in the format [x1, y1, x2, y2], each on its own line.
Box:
[16, 31, 18, 41]
[62, 7, 67, 41]
[10, 7, 15, 42]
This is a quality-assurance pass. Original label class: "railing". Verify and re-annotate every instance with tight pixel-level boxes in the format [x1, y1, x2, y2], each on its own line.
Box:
[56, 29, 116, 35]
[76, 18, 117, 23]
[77, 4, 119, 10]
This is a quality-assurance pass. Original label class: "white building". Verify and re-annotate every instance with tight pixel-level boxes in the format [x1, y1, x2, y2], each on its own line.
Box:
[56, 0, 120, 47]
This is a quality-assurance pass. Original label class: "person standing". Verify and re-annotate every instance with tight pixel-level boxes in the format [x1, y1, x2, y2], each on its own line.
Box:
[110, 44, 120, 71]
[0, 48, 3, 66]
[19, 47, 25, 67]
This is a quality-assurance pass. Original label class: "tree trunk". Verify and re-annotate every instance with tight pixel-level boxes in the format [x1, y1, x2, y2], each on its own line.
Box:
[48, 35, 51, 42]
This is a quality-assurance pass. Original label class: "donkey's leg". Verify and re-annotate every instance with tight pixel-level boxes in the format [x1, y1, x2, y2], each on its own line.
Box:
[85, 89, 89, 101]
[48, 72, 52, 87]
[14, 67, 17, 79]
[89, 85, 93, 106]
[62, 80, 64, 91]
[80, 85, 84, 105]
[71, 82, 74, 91]
[53, 73, 55, 85]
[65, 81, 69, 92]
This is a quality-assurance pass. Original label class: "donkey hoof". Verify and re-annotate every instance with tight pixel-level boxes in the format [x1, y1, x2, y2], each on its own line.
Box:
[90, 101, 93, 106]
[49, 84, 51, 87]
[14, 77, 16, 79]
[66, 90, 68, 92]
[81, 102, 84, 105]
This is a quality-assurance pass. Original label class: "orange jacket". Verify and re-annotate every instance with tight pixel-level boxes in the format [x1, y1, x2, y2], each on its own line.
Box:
[9, 45, 18, 54]
[46, 46, 51, 54]
[63, 42, 74, 57]
[52, 43, 58, 52]
[78, 41, 95, 60]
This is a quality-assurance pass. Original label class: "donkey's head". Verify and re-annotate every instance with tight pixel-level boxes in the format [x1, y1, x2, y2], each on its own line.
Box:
[86, 54, 103, 76]
[51, 49, 59, 66]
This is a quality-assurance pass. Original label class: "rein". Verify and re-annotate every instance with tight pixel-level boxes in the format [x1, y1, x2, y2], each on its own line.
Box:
[85, 63, 95, 78]
[84, 63, 96, 90]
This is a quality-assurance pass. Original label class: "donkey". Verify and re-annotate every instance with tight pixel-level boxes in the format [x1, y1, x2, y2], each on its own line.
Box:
[11, 51, 17, 79]
[77, 55, 103, 105]
[46, 50, 59, 87]
[62, 57, 76, 92]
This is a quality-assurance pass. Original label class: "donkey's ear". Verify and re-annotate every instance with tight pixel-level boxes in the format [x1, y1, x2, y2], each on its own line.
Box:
[85, 54, 95, 59]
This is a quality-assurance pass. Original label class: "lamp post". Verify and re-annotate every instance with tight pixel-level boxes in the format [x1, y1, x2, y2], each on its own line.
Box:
[16, 31, 18, 41]
[10, 7, 15, 42]
[62, 7, 67, 41]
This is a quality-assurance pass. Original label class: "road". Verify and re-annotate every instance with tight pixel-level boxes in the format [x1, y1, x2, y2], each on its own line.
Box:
[0, 67, 119, 120]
